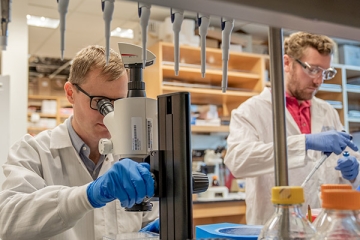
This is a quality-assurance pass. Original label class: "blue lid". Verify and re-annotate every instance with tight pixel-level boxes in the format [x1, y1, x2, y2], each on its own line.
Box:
[196, 223, 263, 240]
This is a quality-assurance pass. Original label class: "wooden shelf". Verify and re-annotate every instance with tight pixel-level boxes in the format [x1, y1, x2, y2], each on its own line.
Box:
[27, 112, 56, 118]
[191, 125, 229, 133]
[27, 95, 71, 134]
[144, 42, 266, 127]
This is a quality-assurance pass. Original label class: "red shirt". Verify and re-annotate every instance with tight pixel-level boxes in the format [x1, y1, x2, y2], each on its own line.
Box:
[286, 93, 311, 134]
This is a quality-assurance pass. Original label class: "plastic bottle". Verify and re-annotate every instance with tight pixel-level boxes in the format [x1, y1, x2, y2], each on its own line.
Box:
[312, 184, 352, 228]
[313, 189, 360, 239]
[212, 175, 219, 186]
[258, 186, 316, 239]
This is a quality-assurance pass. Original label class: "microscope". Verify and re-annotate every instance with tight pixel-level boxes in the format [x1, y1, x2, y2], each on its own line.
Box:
[97, 42, 209, 240]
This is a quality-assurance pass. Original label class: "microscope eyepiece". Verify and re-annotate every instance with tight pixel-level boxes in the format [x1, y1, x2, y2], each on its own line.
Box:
[97, 99, 114, 116]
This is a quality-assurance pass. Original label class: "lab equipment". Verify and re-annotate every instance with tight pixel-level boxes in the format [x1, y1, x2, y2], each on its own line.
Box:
[0, 0, 11, 50]
[305, 130, 358, 155]
[57, 0, 69, 60]
[301, 154, 328, 187]
[97, 42, 209, 239]
[102, 0, 115, 64]
[312, 184, 352, 228]
[196, 223, 262, 239]
[221, 17, 234, 93]
[139, 218, 159, 233]
[313, 189, 360, 239]
[258, 186, 316, 239]
[197, 13, 210, 78]
[335, 151, 360, 181]
[87, 159, 154, 208]
[170, 8, 184, 76]
[138, 3, 151, 68]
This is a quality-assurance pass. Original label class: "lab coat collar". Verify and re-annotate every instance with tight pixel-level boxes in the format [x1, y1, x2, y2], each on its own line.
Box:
[260, 87, 326, 134]
[260, 87, 301, 133]
[50, 117, 74, 149]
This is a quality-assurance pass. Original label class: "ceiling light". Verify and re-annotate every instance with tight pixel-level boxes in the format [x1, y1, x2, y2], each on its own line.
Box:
[111, 27, 134, 39]
[27, 15, 60, 29]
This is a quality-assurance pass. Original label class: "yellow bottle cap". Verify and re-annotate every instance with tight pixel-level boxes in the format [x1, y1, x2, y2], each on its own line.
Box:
[271, 186, 304, 204]
[322, 189, 360, 210]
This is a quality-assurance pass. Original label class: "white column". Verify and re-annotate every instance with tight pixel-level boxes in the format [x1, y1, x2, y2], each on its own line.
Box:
[0, 0, 28, 184]
[1, 0, 28, 145]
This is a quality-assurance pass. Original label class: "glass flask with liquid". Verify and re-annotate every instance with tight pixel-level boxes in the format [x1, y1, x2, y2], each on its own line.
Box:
[313, 189, 360, 239]
[312, 184, 352, 228]
[258, 186, 316, 239]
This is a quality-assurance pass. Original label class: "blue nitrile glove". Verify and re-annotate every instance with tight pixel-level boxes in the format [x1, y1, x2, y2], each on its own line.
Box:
[139, 218, 160, 233]
[87, 158, 154, 208]
[335, 155, 359, 181]
[305, 130, 358, 155]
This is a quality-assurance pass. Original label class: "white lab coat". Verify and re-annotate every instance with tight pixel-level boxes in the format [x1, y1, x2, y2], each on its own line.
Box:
[0, 118, 159, 240]
[224, 87, 360, 225]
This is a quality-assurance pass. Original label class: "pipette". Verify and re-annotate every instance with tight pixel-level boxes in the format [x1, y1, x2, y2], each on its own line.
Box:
[301, 154, 328, 188]
[57, 0, 69, 60]
[197, 13, 210, 78]
[171, 8, 184, 76]
[102, 0, 115, 65]
[138, 3, 151, 68]
[221, 17, 234, 93]
[301, 131, 354, 187]
[0, 0, 11, 50]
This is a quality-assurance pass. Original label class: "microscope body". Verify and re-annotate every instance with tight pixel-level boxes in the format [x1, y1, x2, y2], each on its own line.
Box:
[98, 42, 208, 240]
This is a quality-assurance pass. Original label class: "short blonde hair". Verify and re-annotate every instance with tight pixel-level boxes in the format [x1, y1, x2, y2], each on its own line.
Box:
[284, 32, 335, 59]
[68, 45, 125, 84]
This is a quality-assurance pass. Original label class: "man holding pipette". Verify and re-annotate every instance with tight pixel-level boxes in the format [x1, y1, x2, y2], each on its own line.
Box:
[224, 32, 360, 225]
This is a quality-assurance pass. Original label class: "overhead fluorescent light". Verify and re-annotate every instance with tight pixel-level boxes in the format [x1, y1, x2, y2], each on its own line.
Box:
[111, 27, 134, 39]
[27, 15, 60, 29]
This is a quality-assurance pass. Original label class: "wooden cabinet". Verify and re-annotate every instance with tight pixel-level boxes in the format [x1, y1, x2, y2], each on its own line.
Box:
[193, 200, 246, 232]
[27, 95, 72, 135]
[144, 42, 267, 133]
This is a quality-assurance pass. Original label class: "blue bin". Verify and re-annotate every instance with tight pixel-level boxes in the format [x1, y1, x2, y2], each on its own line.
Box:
[196, 223, 263, 240]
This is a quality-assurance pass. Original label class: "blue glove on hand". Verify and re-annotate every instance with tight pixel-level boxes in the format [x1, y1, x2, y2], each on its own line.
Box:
[87, 158, 154, 208]
[305, 130, 358, 155]
[139, 218, 160, 233]
[335, 155, 359, 181]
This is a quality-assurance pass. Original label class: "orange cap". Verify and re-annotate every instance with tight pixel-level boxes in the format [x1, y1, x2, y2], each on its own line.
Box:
[322, 189, 360, 210]
[320, 184, 352, 199]
[321, 184, 352, 191]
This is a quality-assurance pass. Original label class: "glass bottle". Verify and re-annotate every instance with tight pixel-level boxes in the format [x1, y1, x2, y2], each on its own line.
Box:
[258, 186, 316, 239]
[313, 189, 360, 239]
[312, 184, 352, 228]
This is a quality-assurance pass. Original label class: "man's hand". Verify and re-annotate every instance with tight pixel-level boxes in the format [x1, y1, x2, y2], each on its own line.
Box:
[87, 159, 154, 208]
[305, 130, 358, 155]
[335, 155, 359, 182]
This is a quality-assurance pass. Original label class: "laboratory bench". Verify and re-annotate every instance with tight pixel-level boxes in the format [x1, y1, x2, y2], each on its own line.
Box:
[193, 199, 246, 230]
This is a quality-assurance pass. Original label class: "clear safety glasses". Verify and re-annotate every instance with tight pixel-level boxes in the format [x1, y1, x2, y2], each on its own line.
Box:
[73, 84, 122, 110]
[295, 59, 337, 80]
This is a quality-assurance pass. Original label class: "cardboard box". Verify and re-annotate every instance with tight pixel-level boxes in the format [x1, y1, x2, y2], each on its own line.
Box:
[206, 38, 219, 49]
[338, 45, 360, 66]
[38, 77, 51, 95]
[28, 77, 39, 95]
[51, 78, 66, 96]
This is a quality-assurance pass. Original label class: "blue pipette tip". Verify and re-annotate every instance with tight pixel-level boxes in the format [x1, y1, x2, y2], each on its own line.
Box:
[343, 151, 350, 157]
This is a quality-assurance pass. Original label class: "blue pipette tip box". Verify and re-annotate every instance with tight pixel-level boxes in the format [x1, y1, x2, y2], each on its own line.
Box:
[196, 223, 262, 240]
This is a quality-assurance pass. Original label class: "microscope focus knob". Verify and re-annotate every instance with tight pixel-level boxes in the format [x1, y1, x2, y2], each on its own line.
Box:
[99, 138, 113, 154]
[192, 171, 209, 194]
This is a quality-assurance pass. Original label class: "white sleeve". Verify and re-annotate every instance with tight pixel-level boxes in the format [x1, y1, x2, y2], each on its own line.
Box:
[224, 102, 309, 179]
[0, 137, 93, 239]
